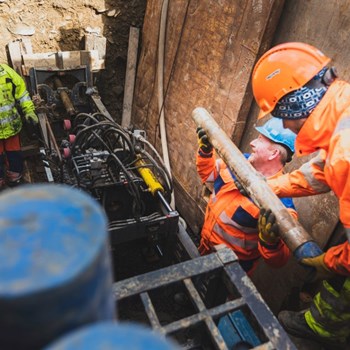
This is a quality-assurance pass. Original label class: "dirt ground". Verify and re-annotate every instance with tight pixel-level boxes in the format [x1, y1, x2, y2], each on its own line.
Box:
[0, 0, 147, 122]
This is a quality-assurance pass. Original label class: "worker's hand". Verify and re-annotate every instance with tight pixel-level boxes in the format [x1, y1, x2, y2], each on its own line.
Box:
[196, 127, 213, 153]
[234, 179, 249, 197]
[302, 253, 336, 282]
[258, 208, 280, 244]
[24, 113, 39, 140]
[24, 112, 39, 125]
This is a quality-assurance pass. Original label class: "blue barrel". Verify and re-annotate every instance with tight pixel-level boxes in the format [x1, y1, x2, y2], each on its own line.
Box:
[0, 184, 115, 350]
[45, 321, 179, 350]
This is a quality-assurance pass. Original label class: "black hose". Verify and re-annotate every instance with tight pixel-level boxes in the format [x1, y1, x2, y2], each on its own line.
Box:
[106, 153, 143, 219]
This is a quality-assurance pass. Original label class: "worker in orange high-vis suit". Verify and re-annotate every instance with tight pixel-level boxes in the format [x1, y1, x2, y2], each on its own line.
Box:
[252, 42, 350, 348]
[0, 63, 38, 188]
[196, 117, 297, 277]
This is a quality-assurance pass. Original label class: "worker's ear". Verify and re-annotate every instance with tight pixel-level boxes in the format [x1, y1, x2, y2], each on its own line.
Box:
[268, 148, 279, 161]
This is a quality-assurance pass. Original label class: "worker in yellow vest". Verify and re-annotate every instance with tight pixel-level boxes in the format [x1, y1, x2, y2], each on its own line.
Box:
[0, 63, 38, 187]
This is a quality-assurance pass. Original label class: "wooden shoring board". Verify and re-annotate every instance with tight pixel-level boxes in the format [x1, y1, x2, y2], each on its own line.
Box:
[132, 0, 286, 232]
[84, 34, 107, 62]
[121, 26, 140, 128]
[21, 50, 103, 75]
[7, 38, 33, 75]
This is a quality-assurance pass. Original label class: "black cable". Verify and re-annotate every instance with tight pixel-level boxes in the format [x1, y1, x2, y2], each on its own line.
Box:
[71, 122, 115, 154]
[73, 113, 100, 128]
[108, 212, 162, 230]
[106, 154, 143, 218]
[102, 127, 134, 157]
[136, 137, 173, 194]
[91, 112, 114, 123]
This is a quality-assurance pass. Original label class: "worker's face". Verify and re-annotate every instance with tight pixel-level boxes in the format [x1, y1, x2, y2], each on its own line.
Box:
[282, 118, 307, 134]
[248, 134, 275, 167]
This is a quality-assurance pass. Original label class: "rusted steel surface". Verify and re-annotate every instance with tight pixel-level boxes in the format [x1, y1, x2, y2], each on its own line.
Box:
[192, 107, 315, 253]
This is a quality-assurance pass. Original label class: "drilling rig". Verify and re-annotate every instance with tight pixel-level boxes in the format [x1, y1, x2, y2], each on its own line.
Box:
[5, 38, 296, 350]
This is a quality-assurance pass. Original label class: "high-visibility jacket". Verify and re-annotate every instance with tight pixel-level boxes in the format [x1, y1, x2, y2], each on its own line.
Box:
[268, 80, 350, 276]
[0, 64, 35, 139]
[305, 277, 350, 342]
[196, 149, 297, 271]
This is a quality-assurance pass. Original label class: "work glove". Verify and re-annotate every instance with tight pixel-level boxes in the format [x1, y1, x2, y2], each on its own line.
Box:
[24, 112, 39, 139]
[196, 127, 213, 153]
[25, 112, 39, 124]
[302, 253, 336, 282]
[258, 208, 280, 244]
[234, 178, 249, 197]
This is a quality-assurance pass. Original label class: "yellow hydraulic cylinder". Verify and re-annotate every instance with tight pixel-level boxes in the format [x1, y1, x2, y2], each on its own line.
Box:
[135, 158, 164, 195]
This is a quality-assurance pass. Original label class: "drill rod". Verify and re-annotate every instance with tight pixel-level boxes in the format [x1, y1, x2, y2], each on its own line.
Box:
[192, 107, 322, 258]
[53, 77, 76, 116]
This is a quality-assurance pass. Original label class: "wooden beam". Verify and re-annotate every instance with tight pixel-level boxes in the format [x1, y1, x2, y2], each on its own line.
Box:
[84, 34, 107, 62]
[7, 38, 33, 75]
[121, 27, 140, 128]
[21, 50, 103, 75]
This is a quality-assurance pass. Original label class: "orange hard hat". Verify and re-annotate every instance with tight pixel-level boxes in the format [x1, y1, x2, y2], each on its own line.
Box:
[252, 42, 331, 119]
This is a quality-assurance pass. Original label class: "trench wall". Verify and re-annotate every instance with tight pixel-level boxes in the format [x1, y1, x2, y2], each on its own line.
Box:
[132, 0, 284, 234]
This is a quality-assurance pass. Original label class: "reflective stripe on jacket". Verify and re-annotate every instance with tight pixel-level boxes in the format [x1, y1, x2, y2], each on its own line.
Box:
[196, 150, 296, 266]
[268, 80, 350, 275]
[0, 64, 35, 139]
[305, 277, 350, 341]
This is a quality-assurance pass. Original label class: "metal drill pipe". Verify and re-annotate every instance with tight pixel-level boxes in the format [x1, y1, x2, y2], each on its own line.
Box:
[192, 107, 316, 254]
[53, 77, 76, 116]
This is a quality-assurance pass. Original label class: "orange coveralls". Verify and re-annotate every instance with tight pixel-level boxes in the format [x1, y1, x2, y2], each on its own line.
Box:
[197, 150, 296, 275]
[269, 80, 350, 275]
[268, 80, 350, 340]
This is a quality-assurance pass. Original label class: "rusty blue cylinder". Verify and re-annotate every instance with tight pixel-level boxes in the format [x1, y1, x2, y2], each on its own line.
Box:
[45, 322, 179, 350]
[0, 184, 115, 350]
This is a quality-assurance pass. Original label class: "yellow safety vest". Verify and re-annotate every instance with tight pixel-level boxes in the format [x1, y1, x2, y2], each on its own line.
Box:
[0, 64, 35, 139]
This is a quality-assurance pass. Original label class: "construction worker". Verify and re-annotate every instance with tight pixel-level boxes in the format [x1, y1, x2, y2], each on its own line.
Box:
[252, 42, 350, 348]
[196, 117, 297, 276]
[0, 63, 38, 187]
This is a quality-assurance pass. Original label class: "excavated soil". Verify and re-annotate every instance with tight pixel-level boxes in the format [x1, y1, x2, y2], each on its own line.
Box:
[0, 0, 147, 122]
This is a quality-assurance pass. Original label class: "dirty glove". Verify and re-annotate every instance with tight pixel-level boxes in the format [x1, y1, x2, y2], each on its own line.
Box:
[302, 253, 336, 282]
[197, 127, 213, 153]
[24, 112, 39, 139]
[234, 178, 249, 197]
[258, 208, 280, 244]
[24, 112, 39, 125]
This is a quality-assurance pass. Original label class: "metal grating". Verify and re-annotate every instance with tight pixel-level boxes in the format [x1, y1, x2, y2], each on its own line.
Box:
[114, 246, 296, 350]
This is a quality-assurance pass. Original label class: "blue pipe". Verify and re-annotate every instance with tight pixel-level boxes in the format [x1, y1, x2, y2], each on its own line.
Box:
[293, 240, 324, 261]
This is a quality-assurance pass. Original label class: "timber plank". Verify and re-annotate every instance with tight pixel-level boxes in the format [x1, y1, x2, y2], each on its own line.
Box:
[121, 27, 140, 127]
[21, 50, 103, 75]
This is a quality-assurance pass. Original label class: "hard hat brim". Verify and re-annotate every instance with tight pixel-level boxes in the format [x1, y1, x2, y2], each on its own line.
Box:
[258, 109, 269, 120]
